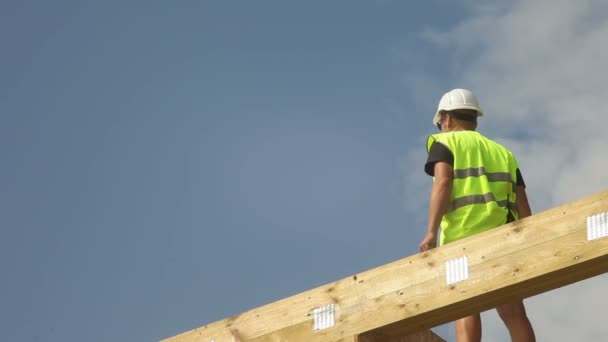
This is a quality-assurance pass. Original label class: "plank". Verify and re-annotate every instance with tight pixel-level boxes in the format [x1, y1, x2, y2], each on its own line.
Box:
[163, 191, 608, 342]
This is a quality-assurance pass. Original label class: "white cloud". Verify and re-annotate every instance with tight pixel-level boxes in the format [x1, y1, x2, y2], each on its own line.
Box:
[404, 0, 608, 339]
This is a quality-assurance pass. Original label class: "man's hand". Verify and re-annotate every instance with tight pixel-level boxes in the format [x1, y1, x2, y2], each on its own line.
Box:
[419, 232, 437, 252]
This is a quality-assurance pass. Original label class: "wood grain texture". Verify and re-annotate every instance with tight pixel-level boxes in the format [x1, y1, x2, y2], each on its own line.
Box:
[163, 191, 608, 342]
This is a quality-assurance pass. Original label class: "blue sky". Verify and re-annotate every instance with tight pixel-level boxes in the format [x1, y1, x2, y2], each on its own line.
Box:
[3, 1, 608, 341]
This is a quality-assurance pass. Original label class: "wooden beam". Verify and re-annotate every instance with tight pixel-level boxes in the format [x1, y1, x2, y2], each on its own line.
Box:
[363, 229, 608, 338]
[163, 191, 608, 342]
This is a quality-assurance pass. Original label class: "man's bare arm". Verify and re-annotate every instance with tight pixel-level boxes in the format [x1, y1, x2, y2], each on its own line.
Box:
[419, 161, 453, 251]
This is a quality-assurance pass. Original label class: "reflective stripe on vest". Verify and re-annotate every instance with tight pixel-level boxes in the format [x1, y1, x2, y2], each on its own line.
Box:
[427, 131, 519, 245]
[448, 192, 512, 212]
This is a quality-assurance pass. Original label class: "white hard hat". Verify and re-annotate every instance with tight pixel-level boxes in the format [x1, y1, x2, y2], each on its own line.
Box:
[432, 88, 484, 125]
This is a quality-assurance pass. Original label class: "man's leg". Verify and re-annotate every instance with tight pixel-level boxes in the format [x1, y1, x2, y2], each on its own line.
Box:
[496, 300, 535, 342]
[455, 313, 481, 342]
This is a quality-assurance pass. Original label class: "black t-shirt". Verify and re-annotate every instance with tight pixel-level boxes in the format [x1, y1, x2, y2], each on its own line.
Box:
[425, 142, 525, 187]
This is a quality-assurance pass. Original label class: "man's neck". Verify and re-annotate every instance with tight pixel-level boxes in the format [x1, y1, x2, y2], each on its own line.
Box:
[446, 127, 474, 132]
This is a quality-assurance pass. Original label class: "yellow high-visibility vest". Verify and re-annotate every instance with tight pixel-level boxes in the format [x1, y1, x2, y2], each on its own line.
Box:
[427, 131, 519, 245]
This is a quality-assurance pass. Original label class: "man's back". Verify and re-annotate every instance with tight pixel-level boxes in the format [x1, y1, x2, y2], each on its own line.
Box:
[426, 131, 520, 244]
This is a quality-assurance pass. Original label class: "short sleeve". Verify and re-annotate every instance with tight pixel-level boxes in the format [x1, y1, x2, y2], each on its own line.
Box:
[425, 142, 454, 176]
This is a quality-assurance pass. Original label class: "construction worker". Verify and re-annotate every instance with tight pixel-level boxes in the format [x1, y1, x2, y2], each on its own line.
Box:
[418, 89, 536, 342]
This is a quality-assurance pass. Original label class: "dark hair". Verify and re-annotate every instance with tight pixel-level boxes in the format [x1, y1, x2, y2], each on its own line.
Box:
[446, 109, 478, 122]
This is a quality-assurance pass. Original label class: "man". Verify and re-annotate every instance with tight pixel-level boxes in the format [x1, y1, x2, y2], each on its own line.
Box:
[418, 89, 536, 342]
